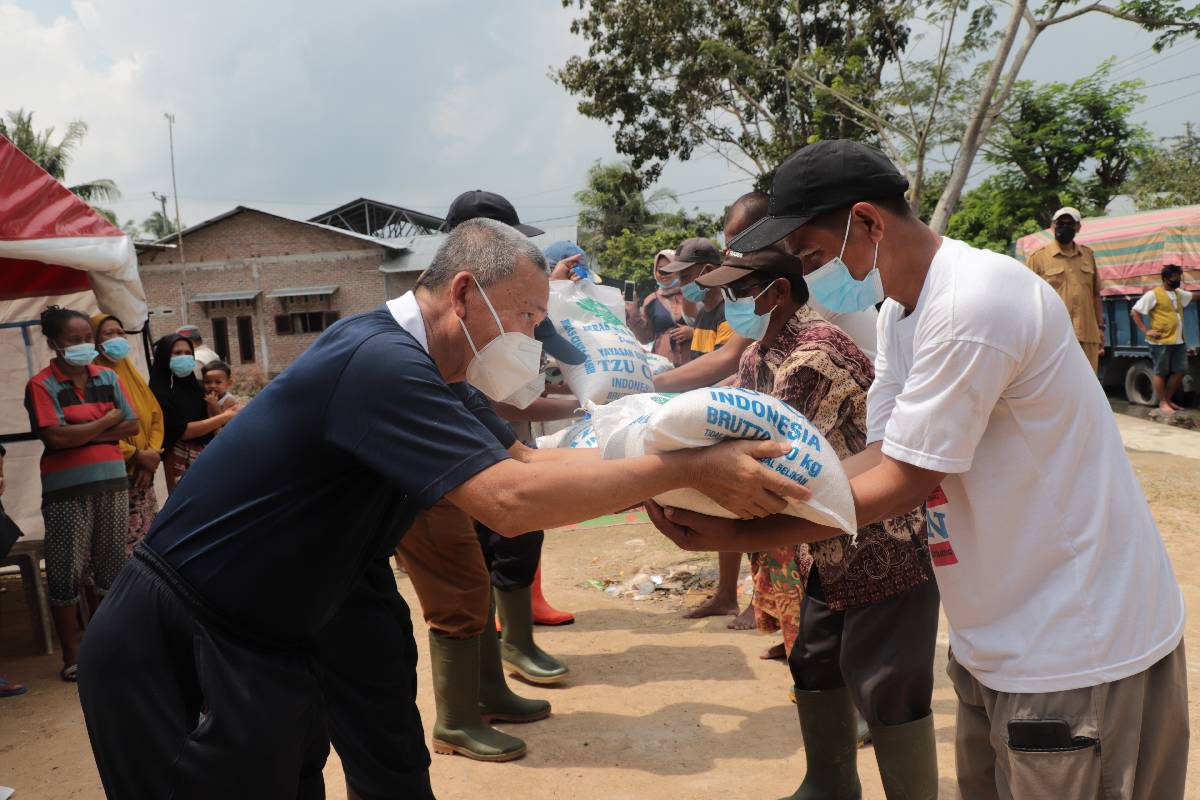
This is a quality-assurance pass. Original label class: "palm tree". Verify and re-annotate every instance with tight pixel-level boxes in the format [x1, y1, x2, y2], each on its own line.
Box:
[142, 210, 179, 240]
[0, 109, 121, 204]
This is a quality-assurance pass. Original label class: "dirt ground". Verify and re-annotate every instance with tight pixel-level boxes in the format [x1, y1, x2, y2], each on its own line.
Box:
[2, 424, 1199, 798]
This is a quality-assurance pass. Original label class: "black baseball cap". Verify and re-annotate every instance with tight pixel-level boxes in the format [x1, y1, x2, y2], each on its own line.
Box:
[661, 237, 723, 273]
[535, 318, 585, 365]
[444, 190, 545, 237]
[728, 139, 909, 253]
[697, 246, 804, 288]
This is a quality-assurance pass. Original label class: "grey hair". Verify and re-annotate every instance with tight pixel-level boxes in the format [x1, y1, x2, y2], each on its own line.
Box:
[416, 217, 548, 290]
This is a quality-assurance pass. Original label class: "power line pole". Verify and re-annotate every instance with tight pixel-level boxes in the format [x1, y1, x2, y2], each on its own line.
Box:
[164, 113, 185, 264]
[151, 191, 169, 237]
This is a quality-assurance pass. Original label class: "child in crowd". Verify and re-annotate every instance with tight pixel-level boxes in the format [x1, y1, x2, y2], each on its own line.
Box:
[202, 361, 240, 416]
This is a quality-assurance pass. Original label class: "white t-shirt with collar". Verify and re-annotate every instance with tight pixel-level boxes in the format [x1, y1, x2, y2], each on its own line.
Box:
[867, 237, 1184, 693]
[1132, 287, 1193, 345]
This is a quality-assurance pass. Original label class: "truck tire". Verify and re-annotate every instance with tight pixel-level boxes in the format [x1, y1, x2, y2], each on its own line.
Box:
[1124, 361, 1157, 406]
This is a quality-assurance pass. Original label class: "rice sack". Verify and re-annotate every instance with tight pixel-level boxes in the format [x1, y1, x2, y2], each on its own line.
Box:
[535, 417, 598, 450]
[644, 353, 675, 376]
[590, 388, 857, 535]
[547, 280, 655, 404]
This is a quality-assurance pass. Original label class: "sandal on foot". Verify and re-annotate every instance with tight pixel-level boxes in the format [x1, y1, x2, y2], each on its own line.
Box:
[60, 664, 78, 683]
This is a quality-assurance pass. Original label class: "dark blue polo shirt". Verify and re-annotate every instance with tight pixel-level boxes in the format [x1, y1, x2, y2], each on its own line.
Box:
[144, 307, 510, 642]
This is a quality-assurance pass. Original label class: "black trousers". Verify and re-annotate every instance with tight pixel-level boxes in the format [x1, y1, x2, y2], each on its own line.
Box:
[788, 565, 941, 727]
[313, 558, 436, 800]
[78, 553, 329, 800]
[475, 524, 542, 592]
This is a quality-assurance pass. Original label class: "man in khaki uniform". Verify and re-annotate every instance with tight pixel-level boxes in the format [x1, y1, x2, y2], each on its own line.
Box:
[1027, 207, 1105, 371]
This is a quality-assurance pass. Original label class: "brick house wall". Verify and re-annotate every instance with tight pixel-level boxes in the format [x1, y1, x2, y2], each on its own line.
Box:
[138, 208, 418, 378]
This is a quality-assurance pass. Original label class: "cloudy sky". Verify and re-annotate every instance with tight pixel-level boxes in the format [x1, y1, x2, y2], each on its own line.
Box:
[3, 0, 1197, 232]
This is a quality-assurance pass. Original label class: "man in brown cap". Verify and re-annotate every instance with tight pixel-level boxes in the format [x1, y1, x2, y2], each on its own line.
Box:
[659, 237, 735, 361]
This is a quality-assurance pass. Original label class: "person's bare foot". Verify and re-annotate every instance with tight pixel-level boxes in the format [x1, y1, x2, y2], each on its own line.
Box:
[682, 595, 739, 619]
[727, 604, 756, 630]
[1159, 401, 1177, 413]
[1169, 401, 1185, 411]
[760, 642, 786, 660]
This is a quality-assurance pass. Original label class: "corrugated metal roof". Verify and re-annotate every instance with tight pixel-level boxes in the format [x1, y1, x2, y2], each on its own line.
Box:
[190, 290, 261, 303]
[266, 285, 338, 298]
[157, 206, 409, 253]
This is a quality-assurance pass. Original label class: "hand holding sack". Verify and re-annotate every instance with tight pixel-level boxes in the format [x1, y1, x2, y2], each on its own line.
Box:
[644, 353, 675, 376]
[547, 280, 655, 405]
[535, 417, 597, 450]
[590, 388, 857, 535]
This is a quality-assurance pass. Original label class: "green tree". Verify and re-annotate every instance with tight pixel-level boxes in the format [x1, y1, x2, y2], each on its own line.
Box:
[0, 109, 121, 205]
[141, 210, 180, 240]
[598, 208, 721, 295]
[928, 0, 1200, 232]
[1123, 124, 1200, 209]
[555, 0, 912, 186]
[983, 69, 1148, 226]
[944, 172, 1049, 252]
[574, 161, 676, 253]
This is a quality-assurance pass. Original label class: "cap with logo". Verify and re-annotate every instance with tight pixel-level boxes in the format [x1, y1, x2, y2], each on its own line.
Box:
[1052, 207, 1082, 224]
[444, 190, 545, 237]
[728, 139, 910, 253]
[661, 237, 723, 273]
[697, 246, 805, 288]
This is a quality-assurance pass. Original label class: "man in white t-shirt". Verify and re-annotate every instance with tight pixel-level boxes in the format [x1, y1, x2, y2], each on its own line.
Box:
[649, 140, 1187, 799]
[1131, 264, 1193, 412]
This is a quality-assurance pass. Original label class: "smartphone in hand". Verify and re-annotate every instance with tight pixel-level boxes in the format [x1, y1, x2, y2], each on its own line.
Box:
[623, 280, 636, 302]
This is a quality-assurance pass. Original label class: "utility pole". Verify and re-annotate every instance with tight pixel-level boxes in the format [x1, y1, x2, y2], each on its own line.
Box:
[151, 191, 169, 238]
[164, 113, 185, 264]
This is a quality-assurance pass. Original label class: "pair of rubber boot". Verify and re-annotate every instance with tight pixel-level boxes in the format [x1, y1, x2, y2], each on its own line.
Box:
[780, 687, 937, 800]
[429, 590, 568, 762]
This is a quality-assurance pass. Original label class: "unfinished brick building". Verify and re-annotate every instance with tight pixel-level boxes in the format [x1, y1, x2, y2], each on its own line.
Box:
[137, 201, 444, 377]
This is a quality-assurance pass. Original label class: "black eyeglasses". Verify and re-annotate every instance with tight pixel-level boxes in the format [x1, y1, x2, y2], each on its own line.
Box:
[720, 281, 772, 303]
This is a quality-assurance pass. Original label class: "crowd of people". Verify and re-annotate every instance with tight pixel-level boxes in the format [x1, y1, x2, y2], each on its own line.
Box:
[0, 140, 1189, 800]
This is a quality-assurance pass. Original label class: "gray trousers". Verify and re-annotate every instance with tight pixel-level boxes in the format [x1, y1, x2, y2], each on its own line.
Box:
[949, 641, 1188, 800]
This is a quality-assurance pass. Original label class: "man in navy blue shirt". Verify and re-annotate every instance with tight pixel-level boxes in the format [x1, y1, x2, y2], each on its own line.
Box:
[78, 217, 807, 800]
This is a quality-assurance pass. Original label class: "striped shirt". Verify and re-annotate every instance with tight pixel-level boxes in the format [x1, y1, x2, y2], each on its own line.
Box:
[25, 362, 136, 501]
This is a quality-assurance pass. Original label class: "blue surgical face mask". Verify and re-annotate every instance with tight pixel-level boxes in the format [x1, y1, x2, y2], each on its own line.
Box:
[61, 343, 98, 366]
[681, 280, 707, 303]
[724, 281, 777, 341]
[656, 277, 680, 290]
[101, 337, 131, 361]
[805, 212, 884, 314]
[169, 354, 196, 377]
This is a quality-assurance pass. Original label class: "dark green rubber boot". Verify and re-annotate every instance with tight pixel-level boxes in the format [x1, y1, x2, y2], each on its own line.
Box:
[869, 713, 938, 799]
[779, 687, 863, 800]
[496, 586, 569, 685]
[480, 597, 552, 723]
[427, 631, 526, 762]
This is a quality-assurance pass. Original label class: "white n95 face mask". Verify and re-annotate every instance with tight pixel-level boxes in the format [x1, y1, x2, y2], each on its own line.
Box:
[460, 276, 544, 402]
[502, 372, 547, 409]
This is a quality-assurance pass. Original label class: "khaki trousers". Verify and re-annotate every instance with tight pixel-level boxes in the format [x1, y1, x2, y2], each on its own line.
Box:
[949, 642, 1188, 800]
[394, 499, 491, 639]
[1080, 340, 1101, 373]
